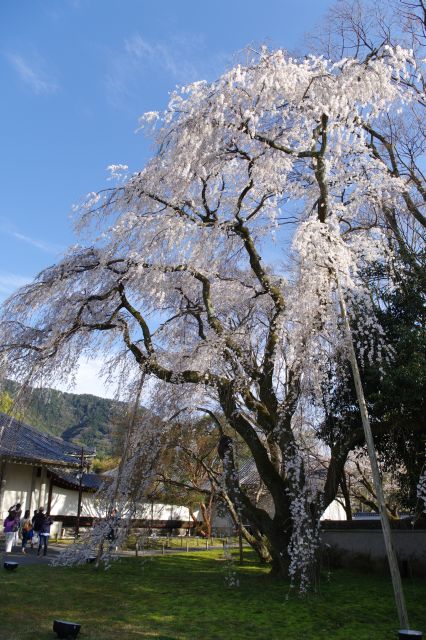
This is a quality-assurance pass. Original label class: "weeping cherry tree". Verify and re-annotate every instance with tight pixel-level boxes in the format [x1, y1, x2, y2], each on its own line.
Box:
[0, 45, 420, 591]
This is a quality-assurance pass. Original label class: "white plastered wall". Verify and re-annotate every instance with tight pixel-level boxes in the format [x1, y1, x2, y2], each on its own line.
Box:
[320, 498, 347, 521]
[0, 462, 34, 520]
[134, 502, 191, 521]
[1, 464, 193, 524]
[49, 486, 105, 518]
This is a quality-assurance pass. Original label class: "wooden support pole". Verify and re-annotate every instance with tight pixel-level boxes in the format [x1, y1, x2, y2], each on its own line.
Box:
[74, 447, 84, 539]
[238, 526, 244, 565]
[338, 282, 409, 629]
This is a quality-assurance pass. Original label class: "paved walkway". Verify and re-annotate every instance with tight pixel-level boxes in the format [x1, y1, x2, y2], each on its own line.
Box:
[2, 544, 62, 566]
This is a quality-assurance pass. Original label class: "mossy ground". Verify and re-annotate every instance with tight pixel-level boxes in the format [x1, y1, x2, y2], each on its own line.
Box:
[1, 550, 425, 639]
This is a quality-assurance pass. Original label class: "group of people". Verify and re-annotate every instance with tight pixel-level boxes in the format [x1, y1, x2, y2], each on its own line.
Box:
[3, 503, 53, 556]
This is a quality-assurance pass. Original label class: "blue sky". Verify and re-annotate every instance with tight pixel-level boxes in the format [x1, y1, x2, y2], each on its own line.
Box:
[1, 0, 334, 395]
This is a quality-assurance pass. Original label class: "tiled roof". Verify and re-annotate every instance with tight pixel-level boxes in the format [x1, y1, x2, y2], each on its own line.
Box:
[48, 467, 105, 491]
[239, 457, 328, 488]
[238, 459, 261, 486]
[0, 412, 90, 468]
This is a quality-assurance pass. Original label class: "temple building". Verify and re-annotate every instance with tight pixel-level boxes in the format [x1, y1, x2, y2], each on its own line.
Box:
[0, 412, 101, 533]
[0, 413, 192, 535]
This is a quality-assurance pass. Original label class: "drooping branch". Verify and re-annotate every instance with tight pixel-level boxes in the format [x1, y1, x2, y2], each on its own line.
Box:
[364, 122, 426, 229]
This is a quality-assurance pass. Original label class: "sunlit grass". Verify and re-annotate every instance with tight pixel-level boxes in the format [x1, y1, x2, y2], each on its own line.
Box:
[123, 534, 237, 550]
[1, 549, 425, 639]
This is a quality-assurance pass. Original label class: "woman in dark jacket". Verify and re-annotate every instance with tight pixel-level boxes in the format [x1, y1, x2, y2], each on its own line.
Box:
[33, 508, 52, 557]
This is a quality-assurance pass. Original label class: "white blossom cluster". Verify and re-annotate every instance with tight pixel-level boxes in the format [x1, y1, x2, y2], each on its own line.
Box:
[284, 447, 320, 594]
[288, 215, 391, 401]
[134, 46, 414, 201]
[222, 542, 240, 589]
[417, 467, 426, 514]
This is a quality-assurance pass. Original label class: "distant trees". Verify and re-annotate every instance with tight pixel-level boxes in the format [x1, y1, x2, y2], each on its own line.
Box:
[321, 261, 425, 516]
[0, 380, 118, 454]
[0, 390, 15, 416]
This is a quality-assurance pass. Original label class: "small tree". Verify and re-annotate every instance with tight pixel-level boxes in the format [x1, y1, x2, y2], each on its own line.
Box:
[157, 417, 220, 538]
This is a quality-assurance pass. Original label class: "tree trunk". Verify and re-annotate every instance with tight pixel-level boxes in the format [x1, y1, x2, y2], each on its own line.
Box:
[199, 501, 212, 537]
[265, 521, 292, 576]
[220, 490, 273, 565]
[340, 470, 353, 521]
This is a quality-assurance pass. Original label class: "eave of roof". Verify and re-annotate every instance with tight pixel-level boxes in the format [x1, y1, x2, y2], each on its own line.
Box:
[48, 467, 106, 491]
[0, 453, 80, 469]
[0, 412, 93, 468]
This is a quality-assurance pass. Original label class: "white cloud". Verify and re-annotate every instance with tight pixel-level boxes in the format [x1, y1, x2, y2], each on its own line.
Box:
[12, 232, 64, 255]
[105, 32, 228, 108]
[0, 220, 65, 255]
[124, 34, 199, 81]
[7, 53, 58, 95]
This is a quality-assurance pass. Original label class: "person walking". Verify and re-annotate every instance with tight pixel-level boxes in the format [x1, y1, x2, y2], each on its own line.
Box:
[20, 510, 33, 554]
[33, 508, 52, 557]
[3, 513, 18, 553]
[31, 509, 39, 547]
[8, 503, 22, 547]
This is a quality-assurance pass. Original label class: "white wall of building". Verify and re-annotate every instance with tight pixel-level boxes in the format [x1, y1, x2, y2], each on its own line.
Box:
[49, 485, 104, 518]
[1, 462, 194, 526]
[134, 502, 191, 521]
[0, 462, 101, 522]
[320, 499, 347, 521]
[0, 462, 35, 520]
[48, 491, 192, 521]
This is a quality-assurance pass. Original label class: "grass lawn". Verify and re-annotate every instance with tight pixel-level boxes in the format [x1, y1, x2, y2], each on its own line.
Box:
[1, 550, 425, 640]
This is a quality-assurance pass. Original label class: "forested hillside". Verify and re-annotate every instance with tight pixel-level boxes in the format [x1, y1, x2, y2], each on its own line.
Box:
[1, 380, 119, 455]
